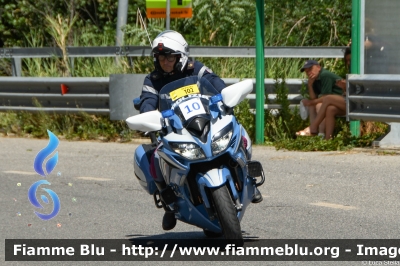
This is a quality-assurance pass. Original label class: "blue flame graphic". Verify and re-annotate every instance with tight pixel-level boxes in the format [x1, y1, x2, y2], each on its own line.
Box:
[28, 180, 60, 220]
[34, 130, 59, 176]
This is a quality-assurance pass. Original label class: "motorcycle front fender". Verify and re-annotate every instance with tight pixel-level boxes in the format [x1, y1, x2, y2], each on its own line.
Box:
[196, 167, 238, 209]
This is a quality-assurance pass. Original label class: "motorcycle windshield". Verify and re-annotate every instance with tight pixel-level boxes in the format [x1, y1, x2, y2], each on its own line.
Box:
[159, 76, 220, 112]
[159, 76, 221, 128]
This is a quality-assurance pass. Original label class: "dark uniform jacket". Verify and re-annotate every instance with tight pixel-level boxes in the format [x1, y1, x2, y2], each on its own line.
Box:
[139, 61, 226, 113]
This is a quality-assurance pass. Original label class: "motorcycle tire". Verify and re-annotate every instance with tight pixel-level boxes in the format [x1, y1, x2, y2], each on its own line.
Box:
[210, 185, 243, 244]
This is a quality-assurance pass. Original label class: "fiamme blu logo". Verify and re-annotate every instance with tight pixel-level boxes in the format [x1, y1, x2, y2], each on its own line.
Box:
[28, 130, 60, 220]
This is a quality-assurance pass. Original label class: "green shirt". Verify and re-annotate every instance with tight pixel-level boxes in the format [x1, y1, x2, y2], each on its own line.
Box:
[313, 68, 343, 97]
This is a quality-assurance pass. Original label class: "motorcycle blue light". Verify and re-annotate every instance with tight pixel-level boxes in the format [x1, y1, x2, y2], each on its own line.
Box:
[210, 94, 223, 104]
[162, 109, 174, 118]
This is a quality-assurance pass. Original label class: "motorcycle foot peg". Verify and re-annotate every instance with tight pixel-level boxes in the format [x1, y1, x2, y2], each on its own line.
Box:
[153, 190, 163, 209]
[160, 186, 177, 205]
[247, 160, 265, 187]
[235, 198, 243, 212]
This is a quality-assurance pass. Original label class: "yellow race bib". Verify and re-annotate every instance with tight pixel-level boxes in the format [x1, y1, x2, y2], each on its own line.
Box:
[169, 84, 200, 101]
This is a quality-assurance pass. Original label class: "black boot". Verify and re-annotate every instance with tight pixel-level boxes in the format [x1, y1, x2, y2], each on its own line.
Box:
[162, 211, 177, 231]
[252, 187, 263, 203]
[155, 181, 177, 230]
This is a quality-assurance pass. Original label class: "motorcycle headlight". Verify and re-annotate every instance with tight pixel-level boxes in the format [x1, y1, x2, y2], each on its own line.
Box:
[170, 142, 205, 160]
[211, 130, 232, 155]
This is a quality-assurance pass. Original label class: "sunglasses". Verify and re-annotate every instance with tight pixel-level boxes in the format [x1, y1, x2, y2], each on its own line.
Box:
[156, 54, 177, 62]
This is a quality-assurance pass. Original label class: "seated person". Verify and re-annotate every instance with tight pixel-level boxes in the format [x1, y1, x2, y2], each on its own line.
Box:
[297, 60, 346, 140]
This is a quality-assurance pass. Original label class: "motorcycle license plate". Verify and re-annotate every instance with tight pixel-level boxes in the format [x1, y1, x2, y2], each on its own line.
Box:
[169, 84, 199, 101]
[179, 98, 206, 120]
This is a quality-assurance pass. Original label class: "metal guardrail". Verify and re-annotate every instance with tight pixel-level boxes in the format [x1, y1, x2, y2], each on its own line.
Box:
[346, 74, 400, 122]
[0, 45, 343, 116]
[1, 46, 346, 77]
[0, 46, 347, 59]
[0, 77, 109, 114]
[224, 78, 305, 110]
[346, 74, 400, 148]
[1, 47, 398, 145]
[0, 76, 306, 117]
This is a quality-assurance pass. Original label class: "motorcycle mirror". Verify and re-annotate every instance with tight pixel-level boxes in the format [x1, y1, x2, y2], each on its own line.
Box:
[126, 110, 162, 132]
[221, 79, 253, 107]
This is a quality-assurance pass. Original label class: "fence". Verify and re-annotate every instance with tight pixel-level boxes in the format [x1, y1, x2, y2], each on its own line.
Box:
[347, 74, 400, 147]
[0, 77, 109, 114]
[0, 75, 306, 119]
[1, 46, 346, 77]
[2, 46, 399, 146]
[1, 45, 344, 117]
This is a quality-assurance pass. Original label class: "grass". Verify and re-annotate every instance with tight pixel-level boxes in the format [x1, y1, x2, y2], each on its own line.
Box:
[234, 97, 388, 151]
[376, 150, 399, 156]
[0, 110, 141, 142]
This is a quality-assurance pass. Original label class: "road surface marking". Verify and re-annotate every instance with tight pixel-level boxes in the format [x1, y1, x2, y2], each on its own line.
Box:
[310, 202, 356, 210]
[3, 170, 36, 175]
[75, 176, 114, 181]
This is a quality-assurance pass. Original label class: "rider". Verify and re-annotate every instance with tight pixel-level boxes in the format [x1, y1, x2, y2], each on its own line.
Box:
[138, 30, 263, 231]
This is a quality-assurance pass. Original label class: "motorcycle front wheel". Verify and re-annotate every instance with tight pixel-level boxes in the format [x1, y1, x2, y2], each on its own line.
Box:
[210, 184, 243, 245]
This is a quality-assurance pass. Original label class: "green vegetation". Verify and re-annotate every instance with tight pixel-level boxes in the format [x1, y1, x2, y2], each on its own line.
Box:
[0, 0, 387, 150]
[0, 109, 140, 142]
[376, 150, 399, 156]
[234, 93, 388, 152]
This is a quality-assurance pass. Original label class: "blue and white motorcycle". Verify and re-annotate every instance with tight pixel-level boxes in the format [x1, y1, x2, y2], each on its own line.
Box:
[126, 76, 265, 242]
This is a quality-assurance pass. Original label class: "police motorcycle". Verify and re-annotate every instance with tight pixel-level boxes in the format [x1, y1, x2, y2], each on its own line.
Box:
[126, 76, 265, 243]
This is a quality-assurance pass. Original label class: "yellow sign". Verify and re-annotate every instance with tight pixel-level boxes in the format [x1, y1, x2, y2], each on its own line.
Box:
[169, 84, 199, 101]
[146, 0, 192, 18]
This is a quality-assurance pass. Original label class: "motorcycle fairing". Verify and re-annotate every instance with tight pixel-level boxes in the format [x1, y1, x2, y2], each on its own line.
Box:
[133, 144, 157, 195]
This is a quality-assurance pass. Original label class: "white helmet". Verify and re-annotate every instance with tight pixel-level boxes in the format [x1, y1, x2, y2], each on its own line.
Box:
[152, 30, 189, 73]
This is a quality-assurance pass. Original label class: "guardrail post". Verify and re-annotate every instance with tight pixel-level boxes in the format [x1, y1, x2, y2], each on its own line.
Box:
[116, 0, 128, 66]
[116, 0, 128, 46]
[373, 123, 400, 148]
[11, 58, 22, 77]
[166, 0, 171, 30]
[9, 47, 22, 77]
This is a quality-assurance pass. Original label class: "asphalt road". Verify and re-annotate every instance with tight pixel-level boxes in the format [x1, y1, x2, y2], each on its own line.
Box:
[1, 136, 400, 266]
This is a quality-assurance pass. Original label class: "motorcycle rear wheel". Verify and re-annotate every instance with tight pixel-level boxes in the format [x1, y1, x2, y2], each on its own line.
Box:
[210, 185, 243, 244]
